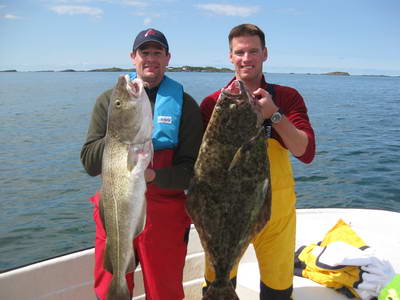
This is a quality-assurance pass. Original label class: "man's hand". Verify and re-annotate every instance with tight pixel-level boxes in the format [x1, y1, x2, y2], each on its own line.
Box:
[145, 168, 156, 183]
[252, 88, 278, 119]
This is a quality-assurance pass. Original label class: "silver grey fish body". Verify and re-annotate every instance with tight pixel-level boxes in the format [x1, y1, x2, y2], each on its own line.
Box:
[187, 80, 271, 300]
[100, 75, 153, 300]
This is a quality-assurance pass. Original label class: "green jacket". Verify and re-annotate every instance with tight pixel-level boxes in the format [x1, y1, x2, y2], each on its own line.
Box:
[80, 84, 204, 190]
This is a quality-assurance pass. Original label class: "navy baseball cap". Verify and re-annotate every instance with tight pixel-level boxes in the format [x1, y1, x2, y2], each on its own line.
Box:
[132, 28, 169, 53]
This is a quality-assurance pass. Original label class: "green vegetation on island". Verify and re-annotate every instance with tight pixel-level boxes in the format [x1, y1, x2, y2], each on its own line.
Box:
[322, 71, 350, 76]
[87, 67, 135, 72]
[168, 66, 233, 73]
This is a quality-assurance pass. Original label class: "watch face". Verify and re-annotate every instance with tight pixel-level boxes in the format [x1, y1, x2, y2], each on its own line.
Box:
[271, 112, 282, 123]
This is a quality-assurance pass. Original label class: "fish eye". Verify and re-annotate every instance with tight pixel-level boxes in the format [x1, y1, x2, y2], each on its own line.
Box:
[115, 99, 121, 108]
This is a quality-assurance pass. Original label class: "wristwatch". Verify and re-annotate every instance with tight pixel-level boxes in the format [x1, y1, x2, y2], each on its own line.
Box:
[270, 109, 284, 124]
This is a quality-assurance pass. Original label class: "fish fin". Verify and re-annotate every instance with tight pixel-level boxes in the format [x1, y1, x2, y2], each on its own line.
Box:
[107, 274, 131, 300]
[257, 177, 272, 226]
[135, 140, 153, 173]
[203, 280, 239, 300]
[228, 129, 265, 173]
[228, 148, 244, 173]
[103, 241, 114, 274]
[127, 147, 139, 172]
[228, 135, 257, 172]
[126, 252, 136, 274]
[128, 140, 153, 173]
[99, 194, 106, 229]
[147, 140, 154, 167]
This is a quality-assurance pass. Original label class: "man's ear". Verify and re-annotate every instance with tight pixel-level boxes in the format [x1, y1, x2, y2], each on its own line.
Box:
[263, 47, 268, 62]
[165, 52, 171, 66]
[130, 52, 136, 64]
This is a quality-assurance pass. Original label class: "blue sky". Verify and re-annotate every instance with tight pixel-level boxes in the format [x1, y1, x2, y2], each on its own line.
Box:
[1, 0, 399, 75]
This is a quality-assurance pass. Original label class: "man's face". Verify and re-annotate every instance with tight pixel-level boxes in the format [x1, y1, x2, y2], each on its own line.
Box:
[229, 35, 267, 83]
[130, 42, 170, 88]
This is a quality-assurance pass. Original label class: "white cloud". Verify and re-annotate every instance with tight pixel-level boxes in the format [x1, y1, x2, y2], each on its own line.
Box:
[143, 17, 151, 25]
[50, 5, 103, 15]
[120, 0, 147, 7]
[0, 4, 23, 19]
[2, 14, 23, 19]
[131, 10, 160, 25]
[197, 3, 260, 17]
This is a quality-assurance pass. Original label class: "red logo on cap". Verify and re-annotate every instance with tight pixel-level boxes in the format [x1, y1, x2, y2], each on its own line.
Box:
[145, 29, 157, 37]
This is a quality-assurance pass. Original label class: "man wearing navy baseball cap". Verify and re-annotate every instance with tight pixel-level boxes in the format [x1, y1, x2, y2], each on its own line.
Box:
[81, 28, 204, 300]
[130, 28, 171, 89]
[132, 28, 169, 53]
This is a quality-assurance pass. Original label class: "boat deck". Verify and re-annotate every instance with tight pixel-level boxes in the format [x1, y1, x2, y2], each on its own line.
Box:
[1, 208, 399, 300]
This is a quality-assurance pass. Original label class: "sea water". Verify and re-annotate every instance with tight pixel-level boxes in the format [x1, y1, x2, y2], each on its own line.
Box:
[0, 71, 399, 271]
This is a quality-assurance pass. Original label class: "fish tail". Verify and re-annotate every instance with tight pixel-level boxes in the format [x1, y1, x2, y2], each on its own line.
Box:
[106, 275, 131, 300]
[203, 280, 239, 300]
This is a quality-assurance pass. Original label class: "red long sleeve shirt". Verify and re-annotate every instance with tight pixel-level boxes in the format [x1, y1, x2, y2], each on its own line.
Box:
[200, 76, 316, 164]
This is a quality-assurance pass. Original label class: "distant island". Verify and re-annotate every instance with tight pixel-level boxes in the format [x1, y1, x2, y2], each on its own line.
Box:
[168, 66, 233, 73]
[321, 71, 350, 76]
[85, 67, 135, 72]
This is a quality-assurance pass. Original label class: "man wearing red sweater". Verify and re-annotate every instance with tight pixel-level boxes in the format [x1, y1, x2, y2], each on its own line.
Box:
[200, 24, 316, 300]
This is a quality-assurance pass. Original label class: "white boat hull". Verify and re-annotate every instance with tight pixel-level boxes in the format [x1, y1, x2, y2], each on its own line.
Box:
[1, 208, 399, 300]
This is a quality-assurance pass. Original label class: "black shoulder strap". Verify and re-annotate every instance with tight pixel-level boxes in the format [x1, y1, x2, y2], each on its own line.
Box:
[265, 83, 276, 97]
[262, 83, 276, 138]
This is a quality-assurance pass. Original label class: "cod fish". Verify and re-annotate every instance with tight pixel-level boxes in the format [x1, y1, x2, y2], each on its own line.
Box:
[187, 80, 272, 300]
[100, 75, 153, 300]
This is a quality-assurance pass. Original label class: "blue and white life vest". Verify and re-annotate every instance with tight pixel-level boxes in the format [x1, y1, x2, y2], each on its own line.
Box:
[129, 73, 183, 151]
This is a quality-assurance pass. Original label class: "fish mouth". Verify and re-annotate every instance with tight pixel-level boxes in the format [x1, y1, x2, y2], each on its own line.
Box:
[125, 76, 146, 98]
[222, 79, 263, 125]
[222, 80, 247, 98]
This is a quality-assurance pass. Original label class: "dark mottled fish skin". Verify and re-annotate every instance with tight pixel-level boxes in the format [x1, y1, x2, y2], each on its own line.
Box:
[100, 75, 153, 300]
[187, 80, 271, 300]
